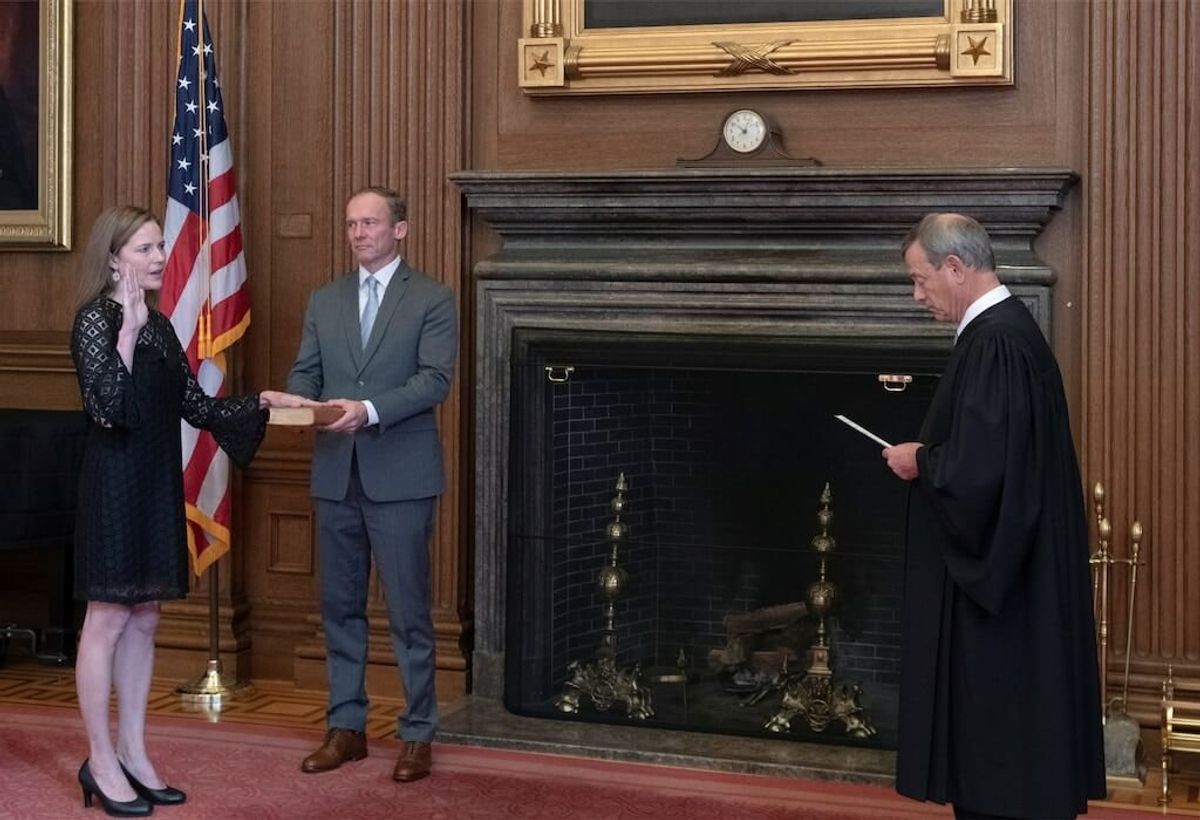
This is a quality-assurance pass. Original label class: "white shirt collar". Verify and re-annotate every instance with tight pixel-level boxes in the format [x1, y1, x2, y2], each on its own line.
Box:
[956, 284, 1011, 341]
[358, 255, 402, 291]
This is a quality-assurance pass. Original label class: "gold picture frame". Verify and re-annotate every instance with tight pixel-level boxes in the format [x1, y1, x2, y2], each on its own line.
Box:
[0, 0, 72, 250]
[520, 0, 1011, 95]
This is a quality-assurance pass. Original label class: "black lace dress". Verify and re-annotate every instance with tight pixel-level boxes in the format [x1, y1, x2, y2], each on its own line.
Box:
[70, 297, 267, 604]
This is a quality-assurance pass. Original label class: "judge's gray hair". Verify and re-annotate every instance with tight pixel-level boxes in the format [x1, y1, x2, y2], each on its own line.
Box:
[901, 213, 996, 272]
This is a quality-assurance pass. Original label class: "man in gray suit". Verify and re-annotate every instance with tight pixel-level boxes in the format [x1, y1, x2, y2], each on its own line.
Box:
[287, 186, 456, 783]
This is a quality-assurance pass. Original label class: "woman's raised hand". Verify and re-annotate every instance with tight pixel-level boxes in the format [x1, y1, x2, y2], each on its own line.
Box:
[117, 261, 149, 335]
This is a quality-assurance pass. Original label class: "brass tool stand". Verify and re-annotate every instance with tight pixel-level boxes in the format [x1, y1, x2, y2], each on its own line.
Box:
[555, 474, 654, 719]
[762, 484, 874, 737]
[176, 559, 251, 708]
[1090, 481, 1148, 787]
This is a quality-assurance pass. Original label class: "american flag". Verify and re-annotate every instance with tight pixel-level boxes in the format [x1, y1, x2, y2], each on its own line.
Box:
[160, 0, 250, 576]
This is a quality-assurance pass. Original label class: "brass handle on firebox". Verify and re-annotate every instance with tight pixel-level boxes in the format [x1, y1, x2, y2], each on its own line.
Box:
[544, 365, 574, 383]
[878, 374, 912, 393]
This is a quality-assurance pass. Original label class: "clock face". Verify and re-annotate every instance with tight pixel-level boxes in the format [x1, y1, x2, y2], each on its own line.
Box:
[722, 109, 767, 154]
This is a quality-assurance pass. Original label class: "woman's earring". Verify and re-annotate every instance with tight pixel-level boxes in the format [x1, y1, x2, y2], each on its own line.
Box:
[111, 271, 121, 282]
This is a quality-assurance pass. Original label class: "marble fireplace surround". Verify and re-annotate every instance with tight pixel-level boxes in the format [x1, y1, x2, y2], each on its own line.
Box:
[444, 168, 1075, 779]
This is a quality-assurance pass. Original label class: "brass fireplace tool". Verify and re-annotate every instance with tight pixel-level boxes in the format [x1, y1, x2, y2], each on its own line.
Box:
[759, 483, 875, 737]
[1089, 482, 1113, 713]
[1090, 480, 1149, 786]
[555, 473, 654, 719]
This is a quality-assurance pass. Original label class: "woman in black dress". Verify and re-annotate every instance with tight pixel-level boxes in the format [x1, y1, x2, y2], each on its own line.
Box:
[70, 206, 308, 816]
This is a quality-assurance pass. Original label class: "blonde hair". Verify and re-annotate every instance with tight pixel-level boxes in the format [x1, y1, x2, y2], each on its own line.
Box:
[75, 206, 160, 311]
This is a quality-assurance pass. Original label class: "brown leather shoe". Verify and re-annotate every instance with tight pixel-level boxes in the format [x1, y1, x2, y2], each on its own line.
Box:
[300, 728, 367, 773]
[391, 741, 432, 782]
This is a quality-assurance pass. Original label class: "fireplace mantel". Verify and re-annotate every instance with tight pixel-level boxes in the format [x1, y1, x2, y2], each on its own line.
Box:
[454, 167, 1075, 272]
[454, 167, 1076, 699]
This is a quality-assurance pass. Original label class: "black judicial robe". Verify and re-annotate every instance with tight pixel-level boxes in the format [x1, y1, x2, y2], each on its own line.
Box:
[895, 296, 1106, 818]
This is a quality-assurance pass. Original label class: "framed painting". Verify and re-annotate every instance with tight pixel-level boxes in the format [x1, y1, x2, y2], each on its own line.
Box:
[519, 0, 1011, 94]
[0, 0, 71, 250]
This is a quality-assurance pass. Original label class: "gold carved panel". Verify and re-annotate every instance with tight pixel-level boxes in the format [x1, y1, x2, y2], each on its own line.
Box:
[519, 0, 1012, 94]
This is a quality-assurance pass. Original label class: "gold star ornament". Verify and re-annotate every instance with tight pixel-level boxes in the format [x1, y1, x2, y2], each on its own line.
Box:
[960, 35, 991, 66]
[529, 49, 556, 77]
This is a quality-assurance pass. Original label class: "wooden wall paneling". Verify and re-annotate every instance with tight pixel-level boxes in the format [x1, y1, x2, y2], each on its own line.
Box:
[1186, 1, 1200, 675]
[101, 0, 174, 214]
[478, 0, 1073, 169]
[240, 446, 320, 681]
[1083, 0, 1200, 722]
[406, 0, 473, 695]
[234, 0, 336, 686]
[287, 0, 471, 698]
[1039, 0, 1089, 427]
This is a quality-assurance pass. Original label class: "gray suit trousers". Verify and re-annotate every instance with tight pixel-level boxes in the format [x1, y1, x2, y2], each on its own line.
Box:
[315, 463, 438, 741]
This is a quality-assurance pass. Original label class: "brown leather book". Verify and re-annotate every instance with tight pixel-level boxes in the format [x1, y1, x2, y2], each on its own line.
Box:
[267, 406, 345, 426]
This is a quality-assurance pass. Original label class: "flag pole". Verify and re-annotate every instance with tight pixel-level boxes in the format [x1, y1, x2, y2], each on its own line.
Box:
[175, 0, 250, 706]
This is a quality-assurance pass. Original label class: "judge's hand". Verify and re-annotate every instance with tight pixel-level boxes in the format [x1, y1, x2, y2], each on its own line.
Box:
[883, 442, 923, 481]
[258, 390, 319, 409]
[318, 398, 368, 434]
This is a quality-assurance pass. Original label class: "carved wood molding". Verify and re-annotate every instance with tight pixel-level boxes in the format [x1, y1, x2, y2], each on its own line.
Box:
[242, 446, 315, 485]
[0, 333, 72, 374]
[1083, 0, 1200, 700]
[0, 333, 80, 410]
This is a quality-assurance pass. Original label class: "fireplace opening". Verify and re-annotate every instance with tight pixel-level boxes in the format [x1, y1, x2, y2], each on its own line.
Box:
[504, 330, 948, 749]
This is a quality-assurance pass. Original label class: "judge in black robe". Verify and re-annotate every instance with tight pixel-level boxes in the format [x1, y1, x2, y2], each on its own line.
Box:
[884, 213, 1106, 819]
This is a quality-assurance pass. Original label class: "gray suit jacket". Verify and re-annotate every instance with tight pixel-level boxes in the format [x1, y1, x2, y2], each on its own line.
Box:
[286, 262, 457, 502]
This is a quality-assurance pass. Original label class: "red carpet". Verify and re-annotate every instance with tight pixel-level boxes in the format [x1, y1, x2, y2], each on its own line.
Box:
[0, 704, 1163, 819]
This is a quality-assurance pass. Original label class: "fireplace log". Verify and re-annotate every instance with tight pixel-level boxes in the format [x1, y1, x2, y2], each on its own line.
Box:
[713, 601, 808, 670]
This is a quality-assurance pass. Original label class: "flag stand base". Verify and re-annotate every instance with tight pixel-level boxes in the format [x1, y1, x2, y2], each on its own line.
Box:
[176, 658, 252, 704]
[175, 559, 252, 706]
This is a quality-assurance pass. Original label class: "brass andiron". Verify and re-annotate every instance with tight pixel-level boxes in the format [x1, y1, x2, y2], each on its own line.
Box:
[763, 483, 875, 737]
[554, 473, 654, 719]
[1159, 665, 1200, 805]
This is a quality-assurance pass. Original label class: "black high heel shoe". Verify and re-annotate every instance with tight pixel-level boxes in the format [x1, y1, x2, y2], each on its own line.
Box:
[77, 760, 153, 817]
[119, 762, 187, 806]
